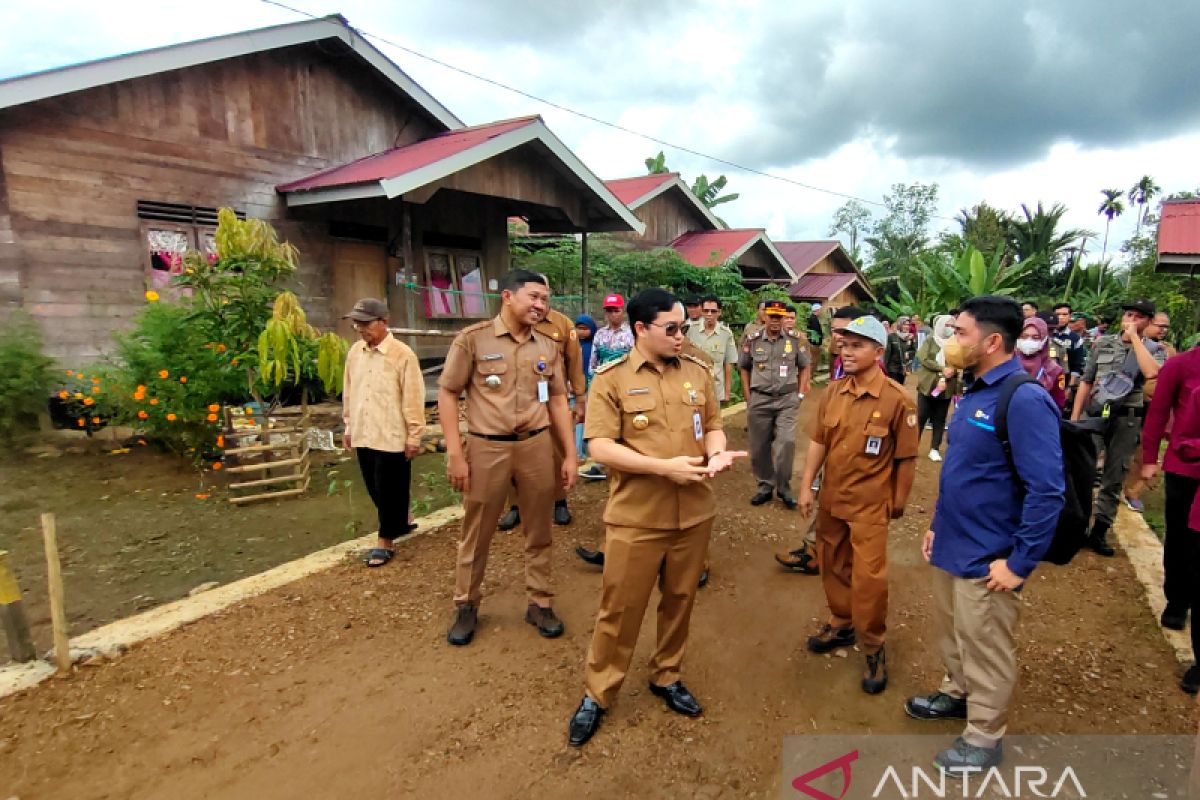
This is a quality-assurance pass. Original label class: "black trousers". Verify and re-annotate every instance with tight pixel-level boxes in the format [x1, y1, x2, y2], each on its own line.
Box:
[917, 392, 951, 451]
[1162, 471, 1200, 658]
[356, 447, 412, 542]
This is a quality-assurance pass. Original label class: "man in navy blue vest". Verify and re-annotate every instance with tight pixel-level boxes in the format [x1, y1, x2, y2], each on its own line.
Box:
[903, 295, 1065, 774]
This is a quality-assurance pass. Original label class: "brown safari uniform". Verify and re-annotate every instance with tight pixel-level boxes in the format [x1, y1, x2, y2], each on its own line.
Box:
[582, 348, 722, 708]
[439, 316, 567, 610]
[808, 367, 917, 654]
[503, 309, 585, 507]
[740, 327, 810, 496]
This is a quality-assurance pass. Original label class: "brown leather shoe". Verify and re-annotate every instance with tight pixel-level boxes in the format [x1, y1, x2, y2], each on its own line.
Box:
[447, 604, 478, 646]
[525, 603, 565, 638]
[806, 623, 856, 653]
[862, 647, 888, 694]
[775, 546, 819, 575]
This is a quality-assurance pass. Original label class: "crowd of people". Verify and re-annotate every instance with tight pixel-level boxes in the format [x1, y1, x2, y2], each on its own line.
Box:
[337, 272, 1198, 775]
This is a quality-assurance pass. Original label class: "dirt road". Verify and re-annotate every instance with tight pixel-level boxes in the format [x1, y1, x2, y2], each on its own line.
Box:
[1, 392, 1195, 799]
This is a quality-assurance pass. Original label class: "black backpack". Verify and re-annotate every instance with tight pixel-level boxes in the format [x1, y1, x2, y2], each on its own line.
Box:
[993, 372, 1097, 565]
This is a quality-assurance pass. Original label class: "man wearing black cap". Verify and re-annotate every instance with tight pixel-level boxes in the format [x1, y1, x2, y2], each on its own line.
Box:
[1070, 298, 1167, 556]
[682, 296, 704, 334]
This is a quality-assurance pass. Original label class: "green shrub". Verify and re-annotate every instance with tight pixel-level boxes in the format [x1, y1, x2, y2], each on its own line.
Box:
[0, 311, 55, 442]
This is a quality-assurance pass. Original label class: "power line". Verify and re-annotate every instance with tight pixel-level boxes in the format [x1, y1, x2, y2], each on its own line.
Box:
[260, 0, 956, 222]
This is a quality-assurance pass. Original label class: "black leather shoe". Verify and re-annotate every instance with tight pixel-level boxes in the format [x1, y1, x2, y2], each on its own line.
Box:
[862, 648, 888, 694]
[777, 490, 798, 510]
[649, 681, 702, 716]
[447, 604, 478, 646]
[698, 569, 709, 588]
[553, 502, 572, 526]
[568, 696, 605, 746]
[807, 624, 856, 654]
[904, 691, 968, 721]
[525, 603, 565, 638]
[576, 547, 605, 567]
[1182, 666, 1200, 696]
[497, 506, 520, 531]
[750, 487, 773, 506]
[1088, 522, 1115, 557]
[775, 547, 819, 575]
[1162, 604, 1187, 631]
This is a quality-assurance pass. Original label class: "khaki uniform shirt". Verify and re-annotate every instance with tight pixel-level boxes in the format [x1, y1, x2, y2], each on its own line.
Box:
[741, 320, 764, 347]
[438, 316, 567, 436]
[584, 348, 722, 530]
[738, 328, 811, 395]
[687, 323, 737, 398]
[1081, 334, 1168, 409]
[342, 332, 427, 452]
[535, 309, 586, 397]
[808, 367, 918, 524]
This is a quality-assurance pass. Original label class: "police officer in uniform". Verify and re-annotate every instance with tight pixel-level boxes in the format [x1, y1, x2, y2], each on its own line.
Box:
[739, 299, 811, 509]
[799, 315, 918, 694]
[566, 288, 746, 747]
[438, 270, 578, 646]
[1070, 299, 1167, 556]
[497, 292, 587, 530]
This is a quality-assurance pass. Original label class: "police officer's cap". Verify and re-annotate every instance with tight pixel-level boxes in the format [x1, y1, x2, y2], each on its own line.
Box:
[1121, 298, 1156, 317]
[763, 300, 789, 317]
[841, 316, 887, 347]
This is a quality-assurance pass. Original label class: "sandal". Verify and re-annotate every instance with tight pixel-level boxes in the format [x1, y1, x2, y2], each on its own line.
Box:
[364, 548, 394, 568]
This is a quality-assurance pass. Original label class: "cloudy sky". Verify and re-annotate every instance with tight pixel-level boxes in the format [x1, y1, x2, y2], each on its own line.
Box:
[3, 0, 1197, 261]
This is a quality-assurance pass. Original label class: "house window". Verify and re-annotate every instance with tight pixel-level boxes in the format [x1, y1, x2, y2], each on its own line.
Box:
[138, 201, 242, 299]
[423, 248, 487, 319]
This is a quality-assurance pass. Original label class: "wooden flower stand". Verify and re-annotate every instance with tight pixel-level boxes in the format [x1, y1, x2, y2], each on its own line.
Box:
[223, 406, 311, 505]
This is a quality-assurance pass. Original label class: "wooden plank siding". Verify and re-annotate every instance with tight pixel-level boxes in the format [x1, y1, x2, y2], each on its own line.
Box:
[611, 188, 713, 247]
[0, 43, 443, 361]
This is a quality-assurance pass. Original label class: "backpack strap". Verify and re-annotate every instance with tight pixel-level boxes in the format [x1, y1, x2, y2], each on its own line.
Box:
[993, 371, 1039, 469]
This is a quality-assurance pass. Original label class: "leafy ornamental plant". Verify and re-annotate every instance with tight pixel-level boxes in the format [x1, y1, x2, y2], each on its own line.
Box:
[876, 246, 1036, 319]
[0, 311, 55, 443]
[256, 291, 348, 409]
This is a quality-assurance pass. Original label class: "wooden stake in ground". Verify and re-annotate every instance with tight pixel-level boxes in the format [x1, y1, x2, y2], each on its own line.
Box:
[40, 513, 70, 672]
[0, 549, 36, 662]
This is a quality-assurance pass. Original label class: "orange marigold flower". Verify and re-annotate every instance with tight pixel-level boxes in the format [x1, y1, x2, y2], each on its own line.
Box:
[91, 377, 100, 384]
[83, 397, 95, 406]
[231, 358, 239, 366]
[65, 370, 74, 376]
[91, 416, 101, 424]
[136, 384, 146, 393]
[137, 410, 148, 420]
[149, 398, 159, 406]
[132, 393, 144, 401]
[91, 387, 100, 394]
[195, 493, 210, 500]
[212, 462, 223, 471]
[158, 370, 169, 379]
[77, 418, 85, 427]
[58, 390, 68, 399]
[145, 290, 160, 302]
[179, 376, 188, 383]
[206, 413, 218, 422]
[216, 435, 225, 448]
[207, 403, 220, 412]
[217, 344, 227, 352]
[244, 406, 254, 414]
[166, 413, 177, 421]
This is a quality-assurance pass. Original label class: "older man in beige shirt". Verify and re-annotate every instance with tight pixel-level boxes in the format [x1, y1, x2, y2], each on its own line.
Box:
[341, 298, 426, 567]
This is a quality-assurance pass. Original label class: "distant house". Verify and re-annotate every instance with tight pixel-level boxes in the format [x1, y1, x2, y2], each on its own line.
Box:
[603, 172, 796, 287]
[0, 15, 640, 362]
[777, 240, 875, 309]
[1156, 199, 1200, 275]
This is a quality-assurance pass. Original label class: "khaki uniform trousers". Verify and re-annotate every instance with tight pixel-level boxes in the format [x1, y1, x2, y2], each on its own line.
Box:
[932, 567, 1021, 747]
[747, 391, 799, 494]
[815, 510, 888, 653]
[455, 432, 555, 608]
[505, 423, 568, 506]
[584, 519, 712, 708]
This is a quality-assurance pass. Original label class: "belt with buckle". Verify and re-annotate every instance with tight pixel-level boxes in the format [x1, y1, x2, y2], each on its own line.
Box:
[469, 426, 548, 442]
[752, 387, 798, 397]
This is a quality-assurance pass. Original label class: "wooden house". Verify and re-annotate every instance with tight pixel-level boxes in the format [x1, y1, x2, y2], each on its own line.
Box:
[603, 172, 796, 287]
[1156, 199, 1200, 275]
[777, 240, 875, 309]
[0, 15, 640, 363]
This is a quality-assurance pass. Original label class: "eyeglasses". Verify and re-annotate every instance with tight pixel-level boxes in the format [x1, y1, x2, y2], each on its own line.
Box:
[647, 321, 684, 336]
[701, 308, 720, 314]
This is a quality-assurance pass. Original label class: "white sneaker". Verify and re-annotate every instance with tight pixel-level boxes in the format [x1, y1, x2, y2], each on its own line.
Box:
[928, 450, 942, 462]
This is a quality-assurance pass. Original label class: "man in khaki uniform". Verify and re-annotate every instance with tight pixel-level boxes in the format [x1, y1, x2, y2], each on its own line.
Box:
[438, 270, 577, 646]
[741, 300, 768, 345]
[566, 288, 746, 747]
[686, 295, 737, 402]
[1123, 311, 1176, 512]
[740, 300, 811, 509]
[498, 299, 587, 530]
[799, 315, 918, 695]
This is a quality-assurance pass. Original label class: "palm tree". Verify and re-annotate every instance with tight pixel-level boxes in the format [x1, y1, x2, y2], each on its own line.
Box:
[1128, 175, 1161, 234]
[1007, 202, 1091, 272]
[1097, 188, 1125, 259]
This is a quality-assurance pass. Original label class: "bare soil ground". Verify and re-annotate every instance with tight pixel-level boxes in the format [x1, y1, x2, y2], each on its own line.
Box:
[1, 388, 1195, 799]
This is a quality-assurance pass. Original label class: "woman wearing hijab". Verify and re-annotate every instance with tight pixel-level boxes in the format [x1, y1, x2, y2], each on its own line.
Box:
[1016, 316, 1068, 411]
[573, 314, 597, 460]
[914, 313, 959, 462]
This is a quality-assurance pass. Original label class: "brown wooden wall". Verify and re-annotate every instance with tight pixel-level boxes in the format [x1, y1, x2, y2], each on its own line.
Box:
[805, 254, 838, 275]
[612, 189, 712, 247]
[0, 43, 443, 361]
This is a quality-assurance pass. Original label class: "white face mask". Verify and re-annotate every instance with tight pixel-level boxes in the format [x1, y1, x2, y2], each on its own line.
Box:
[1016, 338, 1045, 356]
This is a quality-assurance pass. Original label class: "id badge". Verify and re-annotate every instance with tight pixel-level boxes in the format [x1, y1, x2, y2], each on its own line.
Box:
[779, 365, 788, 378]
[865, 436, 882, 456]
[693, 410, 703, 440]
[537, 379, 549, 404]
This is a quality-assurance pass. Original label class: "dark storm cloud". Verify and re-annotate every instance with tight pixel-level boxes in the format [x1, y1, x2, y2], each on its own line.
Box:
[730, 0, 1200, 169]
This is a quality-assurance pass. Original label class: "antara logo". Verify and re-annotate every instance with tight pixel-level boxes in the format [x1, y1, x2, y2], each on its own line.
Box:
[791, 750, 859, 800]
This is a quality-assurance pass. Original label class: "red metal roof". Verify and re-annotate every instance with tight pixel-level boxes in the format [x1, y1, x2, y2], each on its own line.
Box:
[774, 241, 840, 275]
[788, 273, 860, 301]
[1158, 200, 1200, 256]
[277, 116, 540, 193]
[603, 173, 677, 206]
[670, 229, 762, 267]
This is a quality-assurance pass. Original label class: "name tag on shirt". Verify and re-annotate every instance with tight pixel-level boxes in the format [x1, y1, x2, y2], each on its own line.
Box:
[537, 380, 549, 404]
[693, 410, 703, 440]
[865, 436, 882, 456]
[779, 365, 788, 378]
